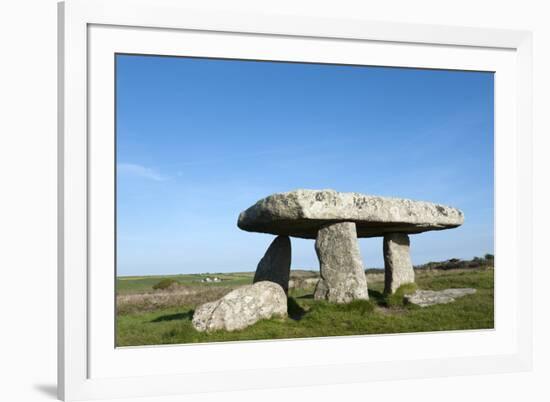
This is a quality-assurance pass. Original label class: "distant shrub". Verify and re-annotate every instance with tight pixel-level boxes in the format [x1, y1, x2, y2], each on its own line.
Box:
[152, 278, 179, 290]
[467, 257, 483, 268]
[444, 259, 466, 269]
[415, 255, 496, 271]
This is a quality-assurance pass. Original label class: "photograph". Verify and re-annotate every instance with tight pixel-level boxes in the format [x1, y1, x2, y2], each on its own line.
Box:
[2, 0, 542, 400]
[115, 54, 494, 347]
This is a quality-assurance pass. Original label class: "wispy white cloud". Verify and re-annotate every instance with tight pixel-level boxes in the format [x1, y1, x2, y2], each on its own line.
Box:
[117, 163, 168, 181]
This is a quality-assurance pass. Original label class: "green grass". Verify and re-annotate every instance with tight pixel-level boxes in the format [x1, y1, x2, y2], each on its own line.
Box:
[384, 283, 418, 307]
[116, 268, 494, 347]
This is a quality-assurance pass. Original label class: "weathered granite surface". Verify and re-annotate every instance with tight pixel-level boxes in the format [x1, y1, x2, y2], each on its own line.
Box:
[384, 233, 415, 294]
[313, 222, 370, 303]
[238, 189, 464, 239]
[404, 288, 477, 307]
[254, 235, 291, 294]
[192, 281, 287, 332]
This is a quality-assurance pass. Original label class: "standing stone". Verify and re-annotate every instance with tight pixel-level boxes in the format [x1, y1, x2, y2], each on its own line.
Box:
[313, 222, 369, 303]
[254, 235, 291, 294]
[384, 233, 415, 294]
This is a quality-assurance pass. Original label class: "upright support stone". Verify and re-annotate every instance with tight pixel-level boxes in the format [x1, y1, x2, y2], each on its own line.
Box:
[384, 233, 415, 294]
[313, 222, 369, 303]
[254, 235, 291, 294]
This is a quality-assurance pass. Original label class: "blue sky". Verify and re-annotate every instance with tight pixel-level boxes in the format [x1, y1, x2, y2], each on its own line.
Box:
[116, 54, 494, 276]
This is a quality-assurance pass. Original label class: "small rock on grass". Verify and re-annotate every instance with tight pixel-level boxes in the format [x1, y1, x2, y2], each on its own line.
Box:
[404, 288, 477, 308]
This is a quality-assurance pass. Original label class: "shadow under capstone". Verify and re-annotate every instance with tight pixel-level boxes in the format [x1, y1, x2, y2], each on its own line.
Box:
[287, 297, 308, 321]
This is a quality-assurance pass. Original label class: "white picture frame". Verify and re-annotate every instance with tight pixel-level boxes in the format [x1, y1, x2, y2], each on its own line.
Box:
[58, 0, 533, 400]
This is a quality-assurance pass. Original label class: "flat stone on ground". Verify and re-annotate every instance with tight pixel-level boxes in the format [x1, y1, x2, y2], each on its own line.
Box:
[404, 288, 477, 307]
[192, 281, 287, 332]
[238, 189, 464, 239]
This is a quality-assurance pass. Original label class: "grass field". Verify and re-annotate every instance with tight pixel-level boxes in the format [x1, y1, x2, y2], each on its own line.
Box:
[116, 272, 254, 294]
[116, 267, 494, 347]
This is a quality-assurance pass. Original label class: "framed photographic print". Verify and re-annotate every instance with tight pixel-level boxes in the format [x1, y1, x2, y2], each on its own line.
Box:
[58, 0, 533, 400]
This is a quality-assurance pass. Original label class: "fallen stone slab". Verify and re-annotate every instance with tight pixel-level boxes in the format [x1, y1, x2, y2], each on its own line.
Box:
[314, 222, 369, 303]
[238, 189, 464, 239]
[253, 235, 291, 294]
[192, 281, 287, 332]
[404, 288, 477, 307]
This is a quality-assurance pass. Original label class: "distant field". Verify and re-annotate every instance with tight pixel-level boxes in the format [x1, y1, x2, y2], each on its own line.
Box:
[116, 267, 494, 347]
[116, 272, 254, 294]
